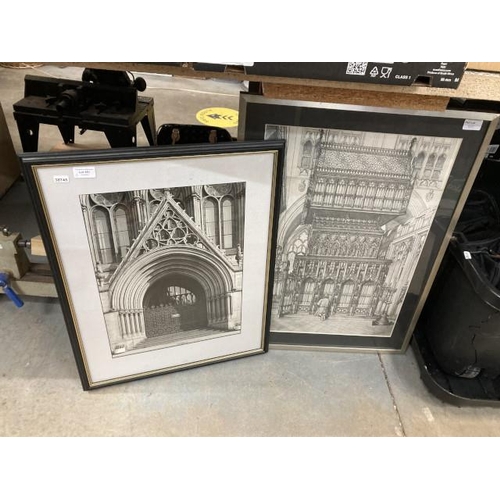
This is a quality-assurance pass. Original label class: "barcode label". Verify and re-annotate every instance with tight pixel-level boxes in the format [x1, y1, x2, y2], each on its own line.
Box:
[463, 119, 483, 131]
[73, 167, 96, 178]
[487, 144, 499, 155]
[346, 62, 368, 76]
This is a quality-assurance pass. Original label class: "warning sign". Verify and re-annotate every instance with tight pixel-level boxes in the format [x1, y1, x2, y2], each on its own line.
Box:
[196, 107, 239, 127]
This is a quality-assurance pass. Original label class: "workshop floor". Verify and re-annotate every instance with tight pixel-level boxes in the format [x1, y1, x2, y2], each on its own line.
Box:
[2, 65, 500, 437]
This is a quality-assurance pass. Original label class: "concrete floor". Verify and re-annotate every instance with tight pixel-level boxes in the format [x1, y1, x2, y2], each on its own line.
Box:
[2, 65, 500, 436]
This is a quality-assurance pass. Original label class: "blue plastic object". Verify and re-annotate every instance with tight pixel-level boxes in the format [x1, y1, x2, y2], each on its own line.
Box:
[0, 272, 24, 308]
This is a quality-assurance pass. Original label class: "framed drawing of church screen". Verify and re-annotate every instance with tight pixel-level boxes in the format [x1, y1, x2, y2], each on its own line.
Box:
[239, 94, 498, 352]
[21, 140, 284, 389]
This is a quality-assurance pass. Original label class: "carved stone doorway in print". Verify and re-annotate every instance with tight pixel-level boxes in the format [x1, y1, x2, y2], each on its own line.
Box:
[143, 273, 208, 338]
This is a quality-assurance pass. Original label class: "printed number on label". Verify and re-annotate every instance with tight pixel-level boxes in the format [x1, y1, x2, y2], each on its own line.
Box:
[53, 175, 69, 184]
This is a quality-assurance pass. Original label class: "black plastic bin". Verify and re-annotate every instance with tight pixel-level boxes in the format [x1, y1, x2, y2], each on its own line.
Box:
[421, 235, 500, 378]
[413, 173, 500, 405]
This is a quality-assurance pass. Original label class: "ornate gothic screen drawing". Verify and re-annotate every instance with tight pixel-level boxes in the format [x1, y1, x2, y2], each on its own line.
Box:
[239, 94, 498, 351]
[265, 125, 460, 339]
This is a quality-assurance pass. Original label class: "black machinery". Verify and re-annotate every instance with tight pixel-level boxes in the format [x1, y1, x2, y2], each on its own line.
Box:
[13, 68, 157, 151]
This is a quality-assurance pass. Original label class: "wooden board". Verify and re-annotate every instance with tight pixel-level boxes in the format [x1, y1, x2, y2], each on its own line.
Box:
[30, 235, 46, 257]
[468, 62, 500, 73]
[261, 83, 450, 111]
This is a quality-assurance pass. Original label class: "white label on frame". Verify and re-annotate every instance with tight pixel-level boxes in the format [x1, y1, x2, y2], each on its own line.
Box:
[463, 119, 483, 131]
[53, 175, 70, 184]
[464, 251, 472, 260]
[487, 144, 499, 155]
[73, 167, 96, 178]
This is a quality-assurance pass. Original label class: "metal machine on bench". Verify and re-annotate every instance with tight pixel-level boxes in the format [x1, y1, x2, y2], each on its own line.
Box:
[13, 68, 157, 151]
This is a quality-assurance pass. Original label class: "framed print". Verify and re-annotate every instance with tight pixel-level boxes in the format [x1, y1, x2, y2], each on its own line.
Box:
[239, 93, 498, 352]
[21, 141, 284, 389]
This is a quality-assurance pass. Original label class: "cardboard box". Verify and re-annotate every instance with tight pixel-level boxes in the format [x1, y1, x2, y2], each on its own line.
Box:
[193, 62, 467, 89]
[248, 62, 467, 89]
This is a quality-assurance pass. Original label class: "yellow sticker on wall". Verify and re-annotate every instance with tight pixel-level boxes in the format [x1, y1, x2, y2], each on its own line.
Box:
[196, 107, 239, 127]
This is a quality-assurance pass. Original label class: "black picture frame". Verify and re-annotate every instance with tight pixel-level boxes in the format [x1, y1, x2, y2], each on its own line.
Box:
[21, 140, 285, 389]
[239, 94, 498, 352]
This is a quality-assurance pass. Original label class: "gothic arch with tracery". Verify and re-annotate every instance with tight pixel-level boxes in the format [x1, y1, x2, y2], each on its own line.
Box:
[80, 183, 245, 355]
